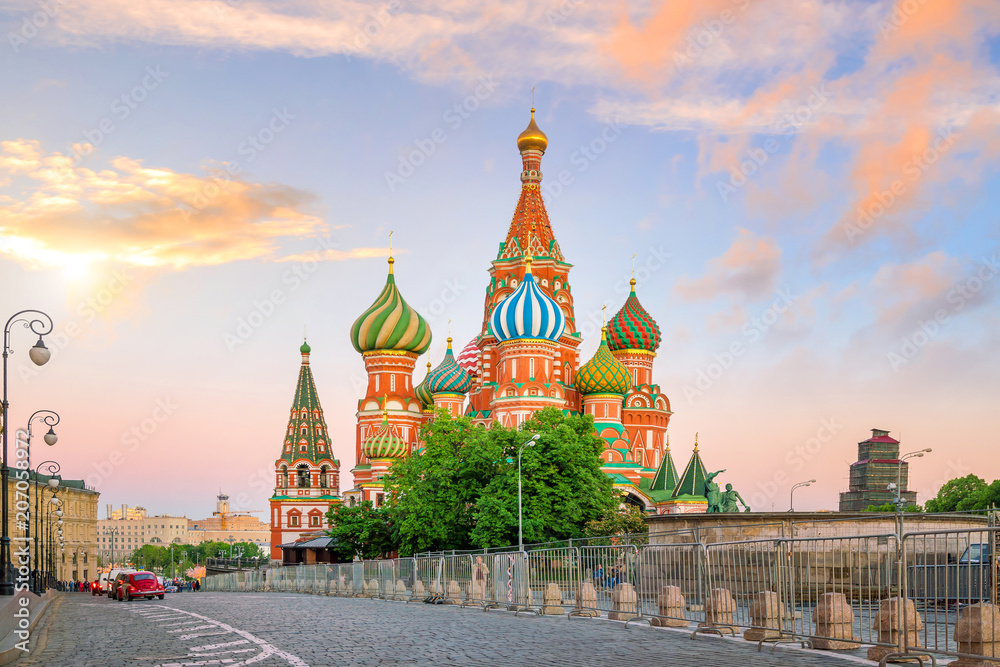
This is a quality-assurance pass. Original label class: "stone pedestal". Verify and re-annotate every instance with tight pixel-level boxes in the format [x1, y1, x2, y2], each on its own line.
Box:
[700, 588, 736, 628]
[542, 583, 564, 615]
[368, 579, 380, 596]
[952, 603, 1000, 666]
[651, 585, 688, 627]
[608, 582, 638, 621]
[412, 580, 425, 597]
[866, 597, 923, 662]
[394, 579, 409, 599]
[744, 591, 784, 640]
[812, 592, 859, 649]
[445, 579, 463, 604]
[574, 582, 599, 617]
[429, 580, 441, 595]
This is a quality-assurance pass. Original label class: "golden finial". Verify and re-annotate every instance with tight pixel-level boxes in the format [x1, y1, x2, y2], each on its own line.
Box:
[426, 361, 432, 373]
[532, 86, 535, 108]
[694, 432, 699, 452]
[524, 231, 534, 273]
[381, 395, 388, 419]
[602, 304, 607, 326]
[630, 253, 637, 289]
[665, 433, 670, 452]
[388, 230, 394, 274]
[517, 100, 548, 153]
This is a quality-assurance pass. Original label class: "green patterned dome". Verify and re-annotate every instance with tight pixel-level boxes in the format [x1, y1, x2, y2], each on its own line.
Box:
[415, 361, 433, 408]
[607, 278, 662, 353]
[427, 338, 473, 395]
[350, 257, 432, 354]
[362, 410, 408, 459]
[576, 327, 633, 395]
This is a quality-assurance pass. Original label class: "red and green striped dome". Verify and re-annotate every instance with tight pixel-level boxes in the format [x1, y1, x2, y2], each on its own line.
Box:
[362, 411, 407, 459]
[607, 279, 661, 353]
[427, 338, 473, 395]
[576, 328, 632, 395]
[350, 258, 432, 354]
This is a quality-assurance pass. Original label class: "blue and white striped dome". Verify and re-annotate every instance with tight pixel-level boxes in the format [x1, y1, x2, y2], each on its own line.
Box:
[491, 263, 566, 342]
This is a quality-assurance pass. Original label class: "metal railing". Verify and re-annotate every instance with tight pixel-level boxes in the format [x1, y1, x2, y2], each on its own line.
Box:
[203, 524, 999, 664]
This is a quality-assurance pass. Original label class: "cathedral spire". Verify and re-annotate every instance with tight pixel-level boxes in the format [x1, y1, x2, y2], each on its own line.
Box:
[499, 106, 563, 263]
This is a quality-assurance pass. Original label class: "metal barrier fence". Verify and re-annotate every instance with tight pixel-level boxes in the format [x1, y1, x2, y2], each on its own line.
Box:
[203, 526, 999, 664]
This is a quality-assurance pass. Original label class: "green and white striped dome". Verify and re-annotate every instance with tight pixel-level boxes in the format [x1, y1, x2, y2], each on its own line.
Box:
[350, 257, 432, 354]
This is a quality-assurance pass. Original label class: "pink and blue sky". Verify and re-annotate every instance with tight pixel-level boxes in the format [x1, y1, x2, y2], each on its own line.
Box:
[1, 0, 998, 518]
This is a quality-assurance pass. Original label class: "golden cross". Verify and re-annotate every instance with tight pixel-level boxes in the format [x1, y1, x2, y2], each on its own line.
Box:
[631, 253, 636, 279]
[389, 230, 393, 257]
[448, 318, 452, 337]
[531, 86, 535, 108]
[602, 304, 607, 326]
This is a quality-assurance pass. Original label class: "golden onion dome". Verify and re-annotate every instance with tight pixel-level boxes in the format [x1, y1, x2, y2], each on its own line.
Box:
[516, 108, 548, 153]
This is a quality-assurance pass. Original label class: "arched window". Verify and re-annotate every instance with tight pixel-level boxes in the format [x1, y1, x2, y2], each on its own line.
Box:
[297, 465, 310, 488]
[280, 466, 288, 488]
[320, 465, 329, 489]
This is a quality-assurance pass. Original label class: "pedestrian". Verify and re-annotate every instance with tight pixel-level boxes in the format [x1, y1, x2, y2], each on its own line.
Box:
[471, 556, 489, 601]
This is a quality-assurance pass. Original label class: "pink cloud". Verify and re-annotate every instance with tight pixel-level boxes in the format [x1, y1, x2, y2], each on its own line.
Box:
[675, 228, 782, 302]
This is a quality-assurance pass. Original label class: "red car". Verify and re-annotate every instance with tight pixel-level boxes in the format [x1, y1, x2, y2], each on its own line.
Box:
[113, 571, 165, 601]
[90, 580, 102, 595]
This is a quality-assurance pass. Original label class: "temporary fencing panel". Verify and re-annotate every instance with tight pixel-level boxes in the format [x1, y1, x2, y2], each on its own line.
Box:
[637, 543, 706, 626]
[524, 547, 580, 615]
[578, 545, 640, 618]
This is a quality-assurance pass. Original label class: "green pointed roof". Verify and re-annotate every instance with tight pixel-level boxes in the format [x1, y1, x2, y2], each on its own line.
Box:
[650, 444, 679, 493]
[280, 342, 337, 465]
[672, 438, 708, 498]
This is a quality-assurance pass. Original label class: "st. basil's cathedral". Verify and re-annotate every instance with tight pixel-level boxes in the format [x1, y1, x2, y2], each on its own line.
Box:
[269, 109, 717, 556]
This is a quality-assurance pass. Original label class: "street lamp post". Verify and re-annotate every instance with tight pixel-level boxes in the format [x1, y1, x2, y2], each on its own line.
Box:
[896, 448, 932, 510]
[1, 309, 54, 595]
[46, 498, 62, 586]
[517, 434, 540, 552]
[32, 461, 60, 592]
[789, 479, 817, 512]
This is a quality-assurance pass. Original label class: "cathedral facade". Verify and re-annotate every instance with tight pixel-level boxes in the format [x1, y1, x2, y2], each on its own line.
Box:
[270, 110, 714, 558]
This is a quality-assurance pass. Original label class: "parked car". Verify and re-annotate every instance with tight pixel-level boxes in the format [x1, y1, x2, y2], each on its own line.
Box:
[105, 568, 136, 598]
[90, 580, 102, 595]
[164, 584, 179, 593]
[113, 571, 165, 601]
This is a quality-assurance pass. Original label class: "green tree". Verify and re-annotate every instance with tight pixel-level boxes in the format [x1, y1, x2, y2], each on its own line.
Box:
[584, 504, 650, 540]
[325, 501, 396, 560]
[469, 409, 618, 548]
[959, 479, 1000, 511]
[386, 412, 502, 555]
[863, 502, 923, 513]
[925, 475, 987, 513]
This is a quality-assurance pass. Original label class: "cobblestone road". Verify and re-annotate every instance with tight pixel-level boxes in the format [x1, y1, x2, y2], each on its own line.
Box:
[21, 592, 876, 667]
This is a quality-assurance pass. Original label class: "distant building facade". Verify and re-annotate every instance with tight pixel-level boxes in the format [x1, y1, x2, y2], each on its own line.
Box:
[839, 428, 918, 511]
[6, 471, 99, 583]
[97, 505, 189, 566]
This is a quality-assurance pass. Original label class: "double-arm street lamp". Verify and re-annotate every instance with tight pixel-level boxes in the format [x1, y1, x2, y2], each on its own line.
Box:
[895, 448, 932, 510]
[1, 309, 54, 595]
[789, 479, 817, 512]
[517, 434, 540, 552]
[32, 460, 60, 593]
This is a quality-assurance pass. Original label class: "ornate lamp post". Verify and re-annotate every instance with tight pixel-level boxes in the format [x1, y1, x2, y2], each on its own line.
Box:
[45, 498, 62, 586]
[32, 460, 60, 592]
[896, 448, 932, 510]
[789, 479, 816, 512]
[2, 309, 54, 595]
[517, 434, 540, 552]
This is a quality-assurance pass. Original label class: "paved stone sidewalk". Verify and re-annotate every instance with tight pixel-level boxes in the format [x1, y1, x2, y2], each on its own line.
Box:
[20, 592, 877, 666]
